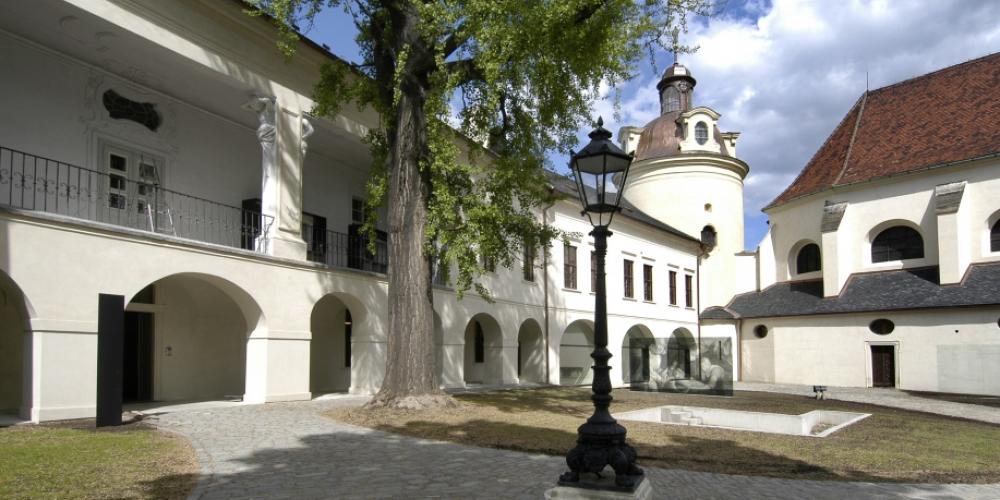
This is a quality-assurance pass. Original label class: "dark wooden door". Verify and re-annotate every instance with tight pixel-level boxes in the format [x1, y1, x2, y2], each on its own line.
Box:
[871, 345, 895, 388]
[123, 311, 154, 402]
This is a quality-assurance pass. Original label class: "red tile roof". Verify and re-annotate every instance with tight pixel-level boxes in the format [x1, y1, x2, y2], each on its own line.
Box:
[766, 51, 1000, 209]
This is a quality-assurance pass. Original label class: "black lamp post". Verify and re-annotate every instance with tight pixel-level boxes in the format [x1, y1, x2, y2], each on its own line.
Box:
[559, 117, 644, 491]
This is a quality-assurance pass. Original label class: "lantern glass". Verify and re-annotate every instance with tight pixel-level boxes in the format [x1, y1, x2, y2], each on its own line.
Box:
[569, 118, 633, 228]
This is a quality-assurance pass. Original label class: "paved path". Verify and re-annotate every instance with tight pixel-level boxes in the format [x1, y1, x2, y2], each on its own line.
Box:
[151, 397, 1000, 500]
[735, 382, 1000, 425]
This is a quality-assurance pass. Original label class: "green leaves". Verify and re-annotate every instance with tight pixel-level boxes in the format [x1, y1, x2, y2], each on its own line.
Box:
[252, 0, 709, 298]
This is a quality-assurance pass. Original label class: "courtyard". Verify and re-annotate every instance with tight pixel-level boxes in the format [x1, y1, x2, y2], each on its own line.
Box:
[3, 385, 999, 499]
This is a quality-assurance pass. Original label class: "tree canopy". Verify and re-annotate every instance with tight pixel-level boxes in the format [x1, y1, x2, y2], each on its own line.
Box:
[249, 0, 709, 408]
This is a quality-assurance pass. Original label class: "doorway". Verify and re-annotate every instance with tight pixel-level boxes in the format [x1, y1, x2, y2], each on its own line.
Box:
[123, 311, 154, 402]
[871, 345, 895, 388]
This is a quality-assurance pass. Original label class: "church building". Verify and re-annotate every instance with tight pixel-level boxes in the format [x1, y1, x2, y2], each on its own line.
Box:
[697, 53, 1000, 395]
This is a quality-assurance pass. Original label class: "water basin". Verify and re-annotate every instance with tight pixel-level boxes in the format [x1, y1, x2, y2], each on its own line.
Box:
[614, 405, 870, 437]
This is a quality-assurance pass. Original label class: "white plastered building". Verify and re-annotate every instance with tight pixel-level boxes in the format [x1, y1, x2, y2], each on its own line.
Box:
[0, 0, 709, 422]
[698, 53, 1000, 396]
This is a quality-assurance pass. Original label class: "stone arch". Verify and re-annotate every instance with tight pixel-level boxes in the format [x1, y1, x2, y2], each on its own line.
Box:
[559, 319, 595, 386]
[464, 313, 502, 385]
[0, 270, 33, 418]
[310, 293, 362, 395]
[666, 327, 697, 379]
[621, 324, 654, 386]
[123, 272, 263, 403]
[517, 318, 545, 384]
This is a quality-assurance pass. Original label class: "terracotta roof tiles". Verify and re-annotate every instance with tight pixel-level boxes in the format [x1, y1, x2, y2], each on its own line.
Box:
[767, 52, 1000, 209]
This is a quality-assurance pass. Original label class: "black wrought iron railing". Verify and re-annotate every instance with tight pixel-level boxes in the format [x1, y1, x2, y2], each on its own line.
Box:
[0, 146, 273, 252]
[308, 229, 388, 273]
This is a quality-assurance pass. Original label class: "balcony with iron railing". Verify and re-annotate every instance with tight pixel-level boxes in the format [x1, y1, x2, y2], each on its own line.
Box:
[303, 226, 388, 274]
[0, 145, 273, 252]
[1, 145, 395, 275]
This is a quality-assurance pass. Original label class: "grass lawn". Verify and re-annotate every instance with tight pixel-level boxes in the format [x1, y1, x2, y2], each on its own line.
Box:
[0, 420, 197, 499]
[329, 387, 1000, 483]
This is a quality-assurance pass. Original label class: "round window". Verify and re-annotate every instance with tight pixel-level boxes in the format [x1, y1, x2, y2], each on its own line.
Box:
[753, 325, 768, 339]
[869, 319, 894, 335]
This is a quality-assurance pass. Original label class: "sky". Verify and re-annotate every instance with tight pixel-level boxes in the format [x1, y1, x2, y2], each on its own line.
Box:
[305, 0, 1000, 249]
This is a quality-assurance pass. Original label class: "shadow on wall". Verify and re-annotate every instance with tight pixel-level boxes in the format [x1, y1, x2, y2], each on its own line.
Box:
[0, 268, 31, 417]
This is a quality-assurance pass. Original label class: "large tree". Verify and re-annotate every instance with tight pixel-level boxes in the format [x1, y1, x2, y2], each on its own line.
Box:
[250, 0, 708, 409]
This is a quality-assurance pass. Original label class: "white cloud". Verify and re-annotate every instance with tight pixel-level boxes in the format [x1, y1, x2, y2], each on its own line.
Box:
[598, 0, 1000, 247]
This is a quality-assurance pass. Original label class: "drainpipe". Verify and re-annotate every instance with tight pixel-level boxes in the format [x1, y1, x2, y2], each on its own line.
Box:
[542, 187, 554, 385]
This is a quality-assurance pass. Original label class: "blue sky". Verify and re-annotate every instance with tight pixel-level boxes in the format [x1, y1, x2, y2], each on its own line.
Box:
[304, 0, 1000, 249]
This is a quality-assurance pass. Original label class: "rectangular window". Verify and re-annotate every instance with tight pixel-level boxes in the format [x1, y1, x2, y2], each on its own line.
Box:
[643, 264, 653, 301]
[623, 259, 634, 298]
[669, 270, 678, 305]
[351, 197, 364, 223]
[523, 244, 535, 282]
[564, 244, 577, 289]
[590, 251, 597, 292]
[685, 274, 694, 308]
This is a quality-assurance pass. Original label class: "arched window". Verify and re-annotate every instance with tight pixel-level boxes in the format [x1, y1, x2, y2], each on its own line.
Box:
[695, 122, 709, 145]
[474, 321, 485, 363]
[871, 226, 923, 263]
[991, 219, 1000, 252]
[701, 225, 717, 249]
[796, 244, 822, 274]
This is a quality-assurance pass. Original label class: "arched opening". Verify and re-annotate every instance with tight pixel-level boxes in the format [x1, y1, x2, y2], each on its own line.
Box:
[0, 271, 31, 419]
[559, 320, 594, 386]
[621, 325, 654, 387]
[701, 225, 717, 250]
[871, 225, 924, 262]
[666, 328, 697, 380]
[796, 243, 822, 274]
[124, 273, 260, 404]
[517, 319, 545, 384]
[991, 219, 1000, 253]
[310, 294, 357, 395]
[463, 313, 502, 385]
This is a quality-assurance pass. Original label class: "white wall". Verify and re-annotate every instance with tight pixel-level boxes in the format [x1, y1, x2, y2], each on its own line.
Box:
[740, 308, 1000, 394]
[149, 276, 247, 402]
[765, 160, 1000, 293]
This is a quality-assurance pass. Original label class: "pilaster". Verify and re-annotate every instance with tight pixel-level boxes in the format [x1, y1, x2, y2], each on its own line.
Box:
[935, 181, 968, 284]
[820, 201, 849, 297]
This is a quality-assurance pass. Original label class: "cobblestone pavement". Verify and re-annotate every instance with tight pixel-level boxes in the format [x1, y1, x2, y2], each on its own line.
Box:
[151, 397, 1000, 500]
[735, 382, 1000, 425]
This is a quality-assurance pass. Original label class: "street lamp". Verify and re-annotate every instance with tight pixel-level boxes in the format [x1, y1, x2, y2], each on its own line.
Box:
[558, 117, 645, 492]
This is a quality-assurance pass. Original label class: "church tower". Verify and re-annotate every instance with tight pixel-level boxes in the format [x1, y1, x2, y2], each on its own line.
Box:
[619, 62, 749, 309]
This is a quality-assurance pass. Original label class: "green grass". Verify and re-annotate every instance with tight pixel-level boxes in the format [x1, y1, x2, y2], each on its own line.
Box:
[329, 387, 1000, 483]
[0, 421, 197, 499]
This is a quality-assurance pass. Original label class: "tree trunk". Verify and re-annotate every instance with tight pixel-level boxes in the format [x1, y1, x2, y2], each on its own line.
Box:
[367, 3, 457, 410]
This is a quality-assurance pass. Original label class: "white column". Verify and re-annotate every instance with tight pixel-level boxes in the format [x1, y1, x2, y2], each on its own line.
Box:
[244, 98, 312, 260]
[244, 96, 280, 255]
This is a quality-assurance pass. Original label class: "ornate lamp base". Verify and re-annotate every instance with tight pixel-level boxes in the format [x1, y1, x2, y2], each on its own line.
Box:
[558, 423, 644, 491]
